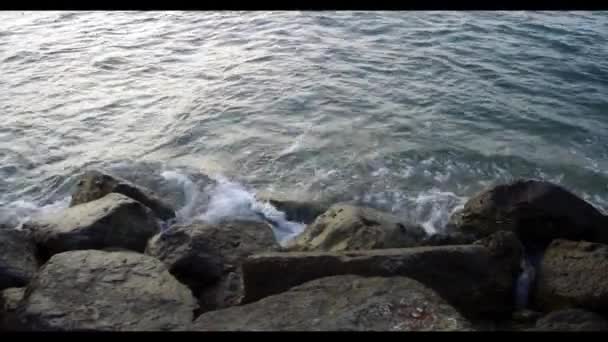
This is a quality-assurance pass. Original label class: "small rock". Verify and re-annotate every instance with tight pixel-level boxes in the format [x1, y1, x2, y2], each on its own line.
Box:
[1, 287, 25, 330]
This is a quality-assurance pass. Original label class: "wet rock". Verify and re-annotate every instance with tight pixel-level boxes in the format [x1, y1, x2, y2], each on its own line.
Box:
[146, 220, 279, 314]
[1, 287, 25, 330]
[284, 203, 427, 252]
[0, 229, 38, 290]
[16, 250, 196, 331]
[24, 193, 160, 258]
[448, 179, 608, 246]
[535, 239, 608, 313]
[254, 194, 329, 224]
[193, 275, 472, 331]
[529, 309, 608, 331]
[418, 231, 477, 247]
[243, 231, 523, 318]
[71, 170, 176, 221]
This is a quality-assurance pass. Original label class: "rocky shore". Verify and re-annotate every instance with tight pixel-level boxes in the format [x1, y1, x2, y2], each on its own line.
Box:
[2, 169, 608, 331]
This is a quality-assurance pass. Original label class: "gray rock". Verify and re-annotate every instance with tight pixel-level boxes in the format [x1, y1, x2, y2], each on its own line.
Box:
[535, 239, 608, 313]
[530, 309, 608, 331]
[24, 193, 160, 258]
[146, 220, 279, 313]
[284, 203, 427, 252]
[1, 287, 25, 330]
[193, 275, 473, 331]
[0, 229, 38, 290]
[16, 250, 197, 331]
[243, 231, 523, 319]
[71, 170, 176, 221]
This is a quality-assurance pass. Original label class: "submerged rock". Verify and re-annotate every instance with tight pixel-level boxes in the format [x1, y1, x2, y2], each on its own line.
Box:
[193, 275, 472, 331]
[16, 250, 196, 331]
[1, 287, 25, 330]
[146, 220, 279, 314]
[535, 239, 608, 313]
[24, 193, 160, 258]
[448, 179, 608, 246]
[243, 231, 523, 318]
[71, 170, 176, 221]
[529, 309, 608, 331]
[284, 203, 427, 252]
[0, 229, 38, 290]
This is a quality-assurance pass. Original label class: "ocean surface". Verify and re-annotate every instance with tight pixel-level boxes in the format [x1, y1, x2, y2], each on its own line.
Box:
[1, 11, 607, 240]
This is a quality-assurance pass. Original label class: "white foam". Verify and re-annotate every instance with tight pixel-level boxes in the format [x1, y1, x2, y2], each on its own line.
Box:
[409, 189, 466, 234]
[0, 196, 71, 228]
[161, 170, 202, 221]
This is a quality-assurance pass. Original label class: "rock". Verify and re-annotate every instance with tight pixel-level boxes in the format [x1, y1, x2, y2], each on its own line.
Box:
[193, 275, 472, 331]
[242, 231, 523, 318]
[254, 194, 329, 224]
[449, 179, 608, 246]
[529, 309, 608, 331]
[24, 193, 160, 258]
[512, 309, 542, 324]
[534, 239, 608, 313]
[16, 250, 197, 331]
[71, 170, 175, 221]
[146, 220, 279, 313]
[418, 231, 477, 247]
[0, 229, 38, 290]
[1, 287, 25, 330]
[284, 203, 427, 252]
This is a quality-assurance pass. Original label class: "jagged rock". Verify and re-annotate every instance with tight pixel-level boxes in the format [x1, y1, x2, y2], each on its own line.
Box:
[71, 170, 175, 221]
[535, 239, 608, 313]
[1, 287, 25, 330]
[24, 193, 160, 258]
[448, 179, 608, 246]
[16, 250, 196, 331]
[243, 231, 523, 318]
[284, 203, 427, 252]
[146, 220, 279, 313]
[0, 229, 38, 290]
[193, 275, 473, 331]
[529, 309, 608, 331]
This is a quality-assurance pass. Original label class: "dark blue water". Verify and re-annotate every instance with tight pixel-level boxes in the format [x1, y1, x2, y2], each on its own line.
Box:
[1, 11, 607, 234]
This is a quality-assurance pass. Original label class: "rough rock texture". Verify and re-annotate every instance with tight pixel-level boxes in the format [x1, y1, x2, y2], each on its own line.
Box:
[534, 239, 608, 313]
[448, 179, 608, 246]
[146, 220, 279, 313]
[0, 229, 38, 290]
[70, 170, 176, 221]
[1, 287, 25, 330]
[243, 231, 523, 318]
[529, 309, 608, 331]
[284, 203, 427, 252]
[193, 275, 472, 331]
[418, 231, 477, 247]
[16, 250, 197, 331]
[24, 193, 160, 257]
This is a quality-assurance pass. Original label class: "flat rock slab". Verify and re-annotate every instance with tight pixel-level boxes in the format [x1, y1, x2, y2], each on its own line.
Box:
[24, 193, 160, 257]
[193, 275, 472, 331]
[16, 250, 197, 331]
[0, 229, 38, 290]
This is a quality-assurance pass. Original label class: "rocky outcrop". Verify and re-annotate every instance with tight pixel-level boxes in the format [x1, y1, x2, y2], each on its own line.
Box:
[146, 220, 279, 313]
[530, 309, 608, 331]
[193, 275, 472, 331]
[24, 193, 160, 258]
[534, 239, 608, 313]
[243, 231, 523, 318]
[16, 250, 196, 331]
[284, 203, 427, 252]
[448, 179, 608, 246]
[71, 170, 176, 221]
[0, 230, 38, 290]
[1, 287, 25, 330]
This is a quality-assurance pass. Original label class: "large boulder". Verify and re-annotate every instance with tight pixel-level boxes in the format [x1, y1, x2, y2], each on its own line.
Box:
[534, 239, 608, 313]
[448, 180, 608, 246]
[0, 229, 38, 290]
[145, 220, 279, 313]
[193, 275, 472, 331]
[284, 203, 427, 252]
[243, 231, 523, 318]
[529, 309, 608, 331]
[71, 170, 175, 221]
[16, 250, 197, 331]
[1, 287, 25, 330]
[23, 193, 160, 258]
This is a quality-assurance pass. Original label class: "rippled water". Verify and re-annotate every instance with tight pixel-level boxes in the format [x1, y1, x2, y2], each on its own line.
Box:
[1, 11, 607, 233]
